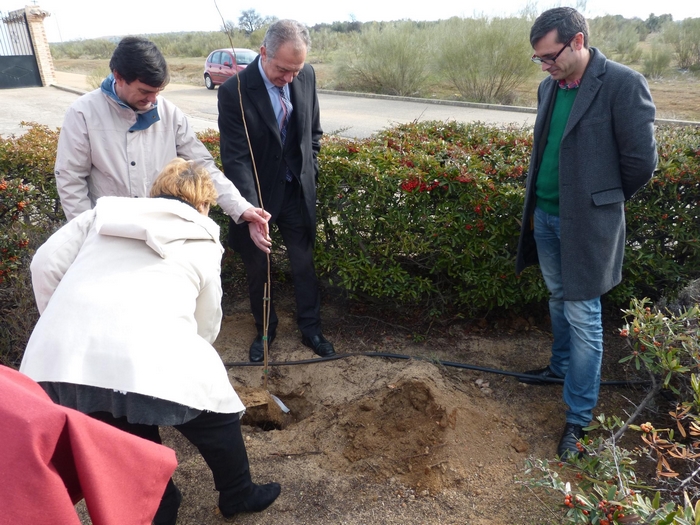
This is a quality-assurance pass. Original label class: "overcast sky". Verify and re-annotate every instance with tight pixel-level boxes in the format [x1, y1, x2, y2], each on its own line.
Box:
[2, 0, 696, 43]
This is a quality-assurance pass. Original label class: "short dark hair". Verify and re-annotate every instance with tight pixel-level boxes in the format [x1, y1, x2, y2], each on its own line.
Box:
[109, 36, 170, 87]
[530, 7, 589, 49]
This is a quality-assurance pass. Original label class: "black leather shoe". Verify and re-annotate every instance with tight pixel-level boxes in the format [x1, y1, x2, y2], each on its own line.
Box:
[518, 365, 564, 385]
[221, 482, 281, 518]
[249, 333, 275, 363]
[302, 334, 336, 357]
[557, 423, 585, 459]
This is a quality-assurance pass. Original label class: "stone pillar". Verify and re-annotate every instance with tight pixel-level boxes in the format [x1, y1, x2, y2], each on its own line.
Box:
[23, 6, 55, 86]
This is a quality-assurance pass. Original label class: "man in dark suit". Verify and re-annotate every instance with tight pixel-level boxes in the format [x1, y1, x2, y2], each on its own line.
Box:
[218, 19, 335, 362]
[515, 8, 657, 458]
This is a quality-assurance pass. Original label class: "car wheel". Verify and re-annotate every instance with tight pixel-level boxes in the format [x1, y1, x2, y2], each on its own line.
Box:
[204, 74, 214, 90]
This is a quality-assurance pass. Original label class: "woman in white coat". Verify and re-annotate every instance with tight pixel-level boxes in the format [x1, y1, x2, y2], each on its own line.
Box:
[20, 158, 280, 524]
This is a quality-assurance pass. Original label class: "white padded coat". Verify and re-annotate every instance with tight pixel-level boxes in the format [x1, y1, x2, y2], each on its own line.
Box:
[20, 197, 245, 415]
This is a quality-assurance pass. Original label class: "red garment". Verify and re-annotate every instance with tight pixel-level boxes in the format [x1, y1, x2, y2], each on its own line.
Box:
[0, 366, 177, 525]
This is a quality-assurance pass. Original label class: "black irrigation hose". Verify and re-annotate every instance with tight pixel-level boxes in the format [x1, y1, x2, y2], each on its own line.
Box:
[223, 351, 651, 386]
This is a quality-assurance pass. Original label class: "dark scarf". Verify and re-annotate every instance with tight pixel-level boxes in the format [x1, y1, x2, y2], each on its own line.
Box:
[100, 74, 161, 132]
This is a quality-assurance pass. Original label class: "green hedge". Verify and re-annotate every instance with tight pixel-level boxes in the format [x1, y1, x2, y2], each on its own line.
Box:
[3, 121, 700, 318]
[616, 125, 700, 304]
[315, 122, 544, 315]
[314, 121, 700, 314]
[207, 121, 700, 316]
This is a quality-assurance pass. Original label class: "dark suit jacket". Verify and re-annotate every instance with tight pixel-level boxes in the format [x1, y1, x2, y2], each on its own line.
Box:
[515, 48, 657, 301]
[217, 56, 323, 226]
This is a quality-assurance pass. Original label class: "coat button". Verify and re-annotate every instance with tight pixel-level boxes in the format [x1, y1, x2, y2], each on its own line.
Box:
[131, 161, 136, 166]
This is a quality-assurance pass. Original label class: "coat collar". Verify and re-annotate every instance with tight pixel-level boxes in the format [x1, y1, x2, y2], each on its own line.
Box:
[563, 48, 605, 137]
[538, 48, 606, 139]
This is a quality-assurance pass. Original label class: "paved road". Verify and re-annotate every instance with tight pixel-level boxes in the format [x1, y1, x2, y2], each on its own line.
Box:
[0, 74, 537, 139]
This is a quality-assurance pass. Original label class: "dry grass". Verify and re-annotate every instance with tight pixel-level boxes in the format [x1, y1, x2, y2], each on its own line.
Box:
[53, 58, 700, 121]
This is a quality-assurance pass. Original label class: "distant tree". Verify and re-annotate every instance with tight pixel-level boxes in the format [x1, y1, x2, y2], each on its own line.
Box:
[662, 18, 700, 70]
[519, 0, 539, 22]
[221, 20, 236, 39]
[646, 13, 673, 33]
[238, 9, 270, 35]
[329, 20, 362, 33]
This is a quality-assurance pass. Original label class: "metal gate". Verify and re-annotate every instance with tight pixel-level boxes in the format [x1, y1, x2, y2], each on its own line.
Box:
[0, 9, 42, 89]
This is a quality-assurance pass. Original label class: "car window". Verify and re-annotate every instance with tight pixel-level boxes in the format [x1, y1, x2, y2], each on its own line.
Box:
[222, 52, 233, 66]
[236, 50, 257, 65]
[210, 51, 221, 65]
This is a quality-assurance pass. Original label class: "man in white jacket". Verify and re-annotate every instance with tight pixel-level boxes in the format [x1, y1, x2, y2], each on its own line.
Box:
[54, 36, 271, 252]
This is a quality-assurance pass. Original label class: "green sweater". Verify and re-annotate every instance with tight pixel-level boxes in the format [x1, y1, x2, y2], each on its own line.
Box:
[535, 88, 578, 216]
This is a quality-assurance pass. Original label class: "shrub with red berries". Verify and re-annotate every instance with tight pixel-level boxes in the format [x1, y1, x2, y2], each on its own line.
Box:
[0, 123, 63, 283]
[199, 121, 700, 317]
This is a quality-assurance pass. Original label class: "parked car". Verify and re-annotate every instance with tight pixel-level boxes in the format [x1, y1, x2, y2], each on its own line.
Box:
[203, 48, 258, 89]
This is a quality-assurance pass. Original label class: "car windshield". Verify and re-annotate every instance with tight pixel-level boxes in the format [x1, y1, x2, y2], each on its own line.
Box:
[235, 50, 257, 65]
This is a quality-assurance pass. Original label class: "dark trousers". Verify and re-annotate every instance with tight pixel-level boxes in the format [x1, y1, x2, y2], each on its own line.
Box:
[89, 411, 253, 525]
[232, 178, 321, 337]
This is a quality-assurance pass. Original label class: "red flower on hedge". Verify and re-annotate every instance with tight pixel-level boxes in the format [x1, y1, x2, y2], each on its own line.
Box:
[401, 179, 420, 192]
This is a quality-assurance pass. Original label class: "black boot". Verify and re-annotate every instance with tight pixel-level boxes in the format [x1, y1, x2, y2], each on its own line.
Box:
[220, 482, 281, 518]
[153, 482, 182, 525]
[176, 412, 277, 519]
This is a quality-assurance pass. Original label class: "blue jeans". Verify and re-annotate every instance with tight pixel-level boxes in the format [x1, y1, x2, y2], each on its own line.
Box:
[533, 207, 603, 426]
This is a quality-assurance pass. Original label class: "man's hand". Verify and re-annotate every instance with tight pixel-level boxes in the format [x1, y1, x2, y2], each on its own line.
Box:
[241, 207, 272, 253]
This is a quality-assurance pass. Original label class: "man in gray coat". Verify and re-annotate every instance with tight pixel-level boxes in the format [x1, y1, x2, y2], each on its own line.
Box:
[515, 7, 657, 458]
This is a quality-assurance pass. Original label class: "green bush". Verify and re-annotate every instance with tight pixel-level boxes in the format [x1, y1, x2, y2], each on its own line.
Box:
[315, 121, 545, 315]
[643, 40, 673, 78]
[49, 31, 251, 60]
[332, 22, 431, 96]
[662, 18, 700, 71]
[50, 38, 117, 60]
[433, 17, 535, 104]
[0, 123, 64, 230]
[309, 28, 345, 64]
[3, 122, 700, 363]
[0, 123, 64, 276]
[589, 15, 646, 62]
[201, 121, 700, 317]
[525, 297, 700, 524]
[612, 126, 700, 305]
[610, 25, 644, 63]
[0, 123, 63, 367]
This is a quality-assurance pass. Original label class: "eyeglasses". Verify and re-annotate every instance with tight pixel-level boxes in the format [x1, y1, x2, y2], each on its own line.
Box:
[531, 34, 576, 65]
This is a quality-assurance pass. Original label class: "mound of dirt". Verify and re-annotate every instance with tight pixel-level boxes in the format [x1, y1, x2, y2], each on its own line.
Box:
[77, 292, 640, 525]
[235, 356, 528, 497]
[155, 304, 560, 525]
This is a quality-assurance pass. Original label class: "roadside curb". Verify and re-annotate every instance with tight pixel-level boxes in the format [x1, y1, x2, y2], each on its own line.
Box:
[317, 89, 699, 127]
[317, 89, 538, 115]
[50, 83, 87, 96]
[656, 117, 700, 127]
[48, 83, 700, 128]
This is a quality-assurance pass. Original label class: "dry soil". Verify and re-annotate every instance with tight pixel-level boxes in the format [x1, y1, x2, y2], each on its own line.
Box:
[74, 279, 649, 525]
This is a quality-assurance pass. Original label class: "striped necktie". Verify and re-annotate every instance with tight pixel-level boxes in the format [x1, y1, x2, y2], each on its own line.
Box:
[278, 86, 293, 181]
[278, 86, 292, 144]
